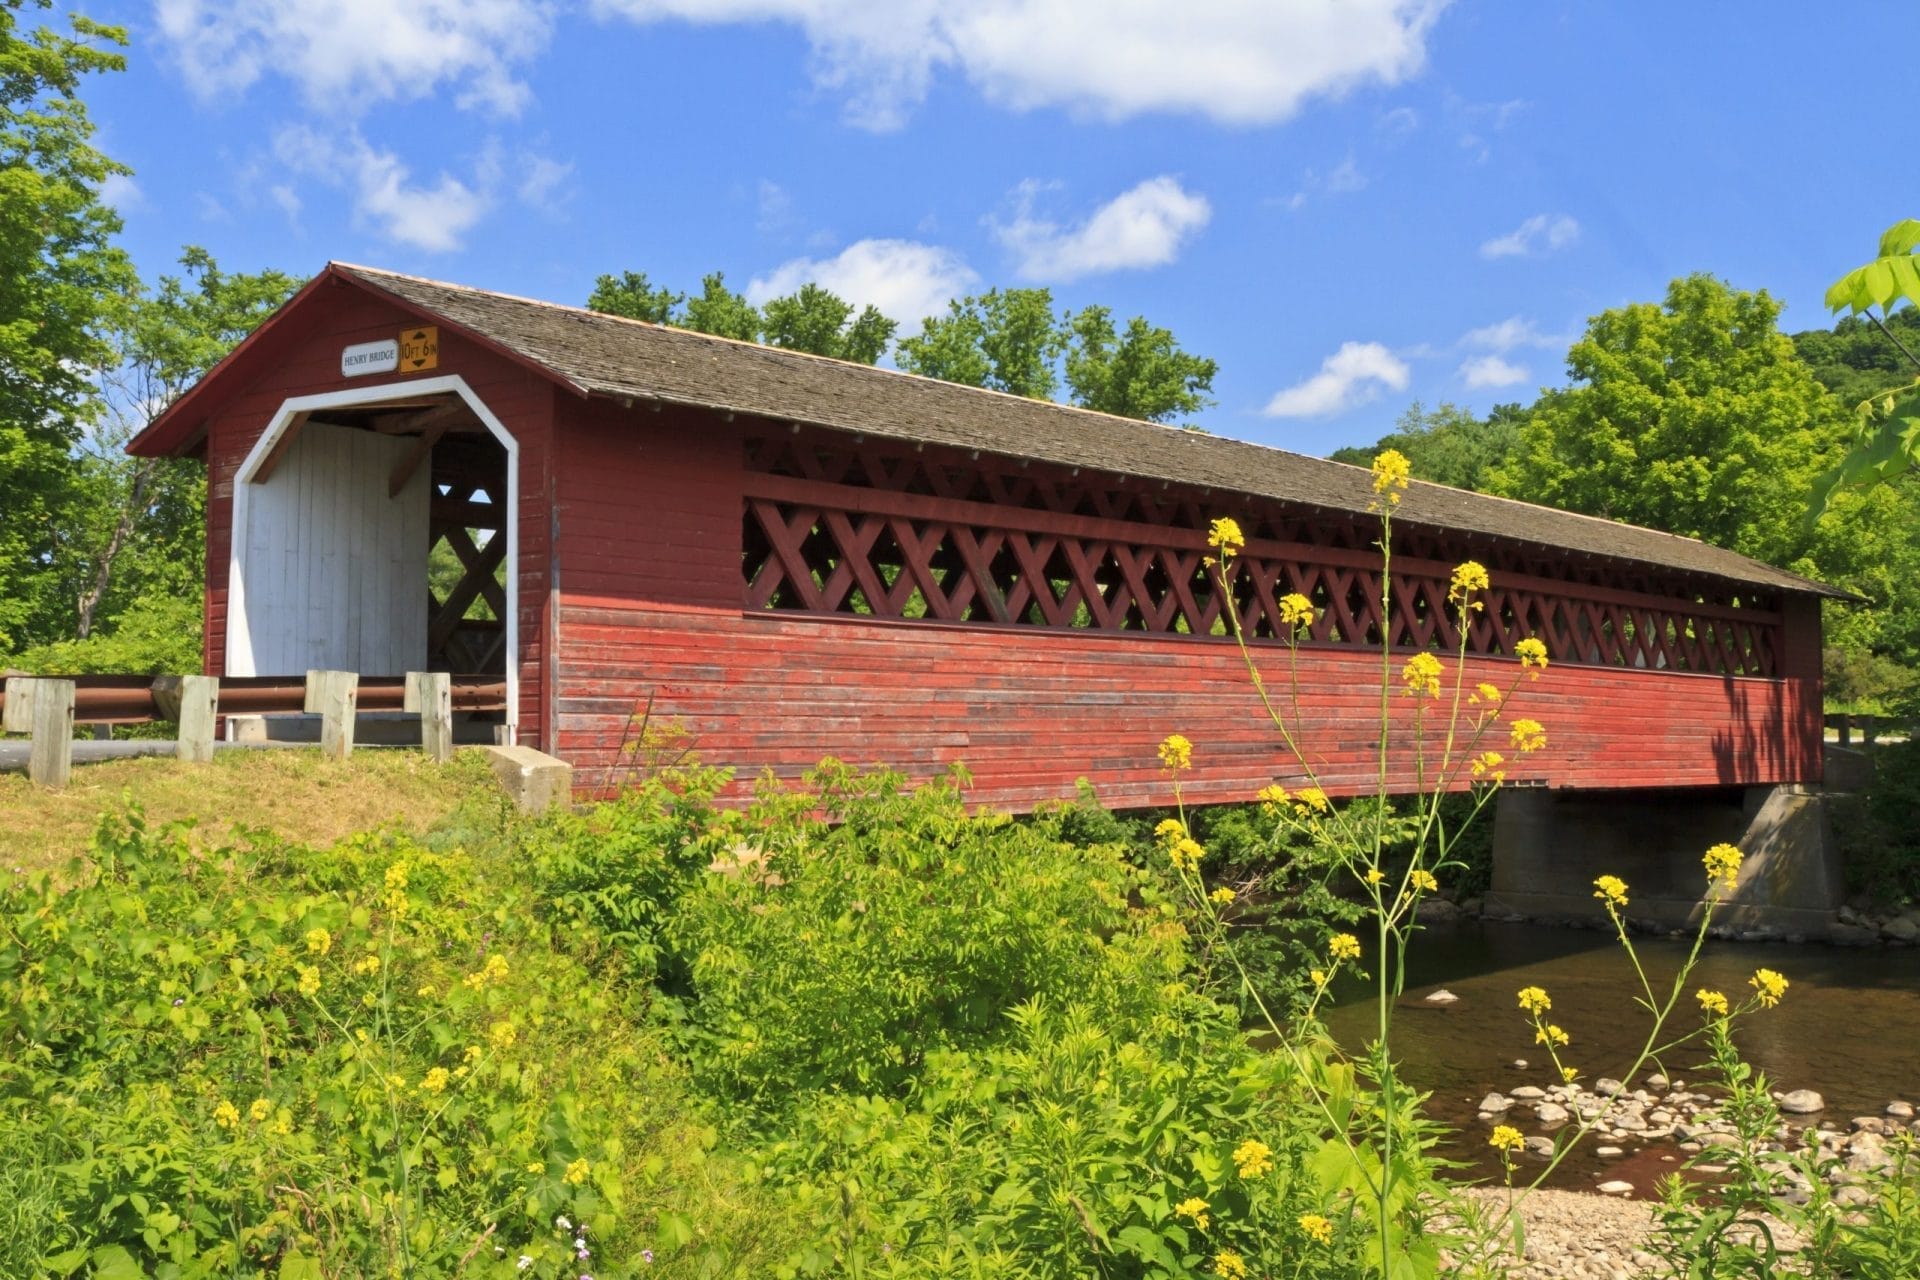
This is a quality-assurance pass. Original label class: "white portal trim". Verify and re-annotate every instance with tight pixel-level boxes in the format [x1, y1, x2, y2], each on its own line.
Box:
[226, 374, 520, 737]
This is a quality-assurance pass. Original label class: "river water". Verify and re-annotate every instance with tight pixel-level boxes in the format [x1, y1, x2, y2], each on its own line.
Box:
[1318, 919, 1920, 1189]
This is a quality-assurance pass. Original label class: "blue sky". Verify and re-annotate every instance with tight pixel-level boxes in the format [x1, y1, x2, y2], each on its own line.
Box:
[83, 1, 1910, 456]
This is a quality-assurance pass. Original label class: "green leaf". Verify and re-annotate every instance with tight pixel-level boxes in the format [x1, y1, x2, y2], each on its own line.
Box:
[1878, 219, 1920, 258]
[279, 1253, 325, 1280]
[89, 1245, 146, 1280]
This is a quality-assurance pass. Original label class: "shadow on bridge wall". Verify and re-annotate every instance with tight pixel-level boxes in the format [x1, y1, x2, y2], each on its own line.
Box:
[1708, 671, 1816, 787]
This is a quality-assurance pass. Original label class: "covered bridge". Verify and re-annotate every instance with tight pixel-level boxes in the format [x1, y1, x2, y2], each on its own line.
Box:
[129, 264, 1837, 810]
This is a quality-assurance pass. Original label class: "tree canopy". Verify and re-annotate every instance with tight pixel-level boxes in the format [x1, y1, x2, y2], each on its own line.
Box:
[0, 1, 134, 652]
[1490, 274, 1847, 568]
[585, 269, 893, 363]
[1327, 401, 1524, 492]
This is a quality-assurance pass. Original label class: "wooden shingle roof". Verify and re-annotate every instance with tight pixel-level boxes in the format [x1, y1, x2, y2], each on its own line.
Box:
[151, 261, 1849, 599]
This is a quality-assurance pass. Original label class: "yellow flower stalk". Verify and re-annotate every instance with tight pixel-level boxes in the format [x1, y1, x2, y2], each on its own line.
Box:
[1158, 734, 1194, 771]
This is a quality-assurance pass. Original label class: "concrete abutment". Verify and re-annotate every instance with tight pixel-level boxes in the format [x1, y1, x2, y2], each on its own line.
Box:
[1485, 782, 1848, 938]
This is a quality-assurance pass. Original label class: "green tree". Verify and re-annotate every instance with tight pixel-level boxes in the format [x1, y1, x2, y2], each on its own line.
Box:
[1792, 306, 1920, 410]
[1808, 219, 1920, 518]
[897, 287, 1065, 398]
[759, 282, 895, 364]
[0, 0, 134, 652]
[1491, 274, 1847, 567]
[682, 271, 759, 342]
[585, 270, 682, 324]
[1329, 401, 1525, 492]
[1062, 306, 1217, 423]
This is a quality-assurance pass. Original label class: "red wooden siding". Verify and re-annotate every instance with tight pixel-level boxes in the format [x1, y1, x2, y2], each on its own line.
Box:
[194, 286, 558, 745]
[551, 406, 1823, 808]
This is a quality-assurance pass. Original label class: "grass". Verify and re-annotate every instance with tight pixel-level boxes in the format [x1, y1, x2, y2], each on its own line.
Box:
[0, 747, 503, 871]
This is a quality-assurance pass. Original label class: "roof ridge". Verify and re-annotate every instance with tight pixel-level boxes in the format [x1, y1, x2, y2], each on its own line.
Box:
[332, 261, 1208, 438]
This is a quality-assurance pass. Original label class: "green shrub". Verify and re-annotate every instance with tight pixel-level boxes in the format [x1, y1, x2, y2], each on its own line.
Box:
[0, 805, 773, 1278]
[667, 760, 1182, 1102]
[1833, 739, 1920, 904]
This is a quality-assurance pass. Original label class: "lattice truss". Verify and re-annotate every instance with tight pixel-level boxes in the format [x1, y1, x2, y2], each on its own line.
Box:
[740, 434, 1781, 677]
[427, 438, 508, 675]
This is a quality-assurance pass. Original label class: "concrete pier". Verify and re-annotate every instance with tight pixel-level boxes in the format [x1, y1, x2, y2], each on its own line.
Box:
[1485, 783, 1848, 938]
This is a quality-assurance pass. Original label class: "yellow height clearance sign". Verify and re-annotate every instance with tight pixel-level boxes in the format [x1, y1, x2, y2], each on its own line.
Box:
[400, 325, 439, 373]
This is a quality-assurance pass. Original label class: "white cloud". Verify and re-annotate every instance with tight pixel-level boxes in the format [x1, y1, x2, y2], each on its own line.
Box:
[1462, 315, 1555, 352]
[1276, 154, 1365, 211]
[1480, 213, 1580, 259]
[756, 179, 796, 235]
[1262, 341, 1410, 418]
[154, 0, 552, 116]
[516, 154, 574, 215]
[996, 176, 1210, 282]
[593, 0, 1448, 130]
[100, 173, 144, 212]
[1458, 354, 1528, 389]
[1377, 105, 1419, 136]
[1325, 156, 1367, 193]
[747, 238, 979, 330]
[275, 125, 491, 252]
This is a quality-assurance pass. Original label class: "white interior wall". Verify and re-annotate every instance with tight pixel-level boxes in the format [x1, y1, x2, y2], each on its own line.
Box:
[235, 423, 429, 675]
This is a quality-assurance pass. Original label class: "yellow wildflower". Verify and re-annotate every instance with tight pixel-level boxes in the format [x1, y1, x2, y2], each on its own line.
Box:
[1171, 837, 1207, 873]
[421, 1067, 451, 1094]
[1449, 560, 1490, 606]
[353, 953, 381, 977]
[296, 965, 321, 998]
[526, 1161, 544, 1174]
[1365, 867, 1386, 885]
[304, 927, 332, 956]
[1471, 750, 1506, 781]
[1207, 517, 1246, 557]
[1515, 637, 1549, 673]
[1401, 651, 1444, 699]
[1409, 869, 1439, 894]
[1175, 1197, 1211, 1231]
[1256, 784, 1288, 809]
[1535, 1023, 1570, 1047]
[213, 1100, 239, 1130]
[1371, 449, 1411, 503]
[1232, 1138, 1274, 1179]
[1703, 843, 1744, 891]
[416, 985, 435, 999]
[249, 1098, 272, 1123]
[1294, 787, 1330, 814]
[1488, 1125, 1525, 1153]
[1696, 988, 1729, 1017]
[1328, 933, 1362, 961]
[489, 1020, 518, 1049]
[1509, 718, 1546, 752]
[1517, 986, 1551, 1015]
[463, 1045, 483, 1065]
[563, 1158, 591, 1186]
[1471, 682, 1502, 705]
[1154, 817, 1188, 842]
[1750, 968, 1788, 1008]
[465, 953, 511, 990]
[384, 862, 409, 892]
[1277, 592, 1315, 628]
[1310, 969, 1327, 987]
[1158, 734, 1194, 771]
[1561, 1065, 1580, 1083]
[1593, 875, 1629, 909]
[1298, 1213, 1334, 1245]
[1208, 886, 1237, 906]
[386, 1074, 407, 1091]
[1213, 1250, 1249, 1280]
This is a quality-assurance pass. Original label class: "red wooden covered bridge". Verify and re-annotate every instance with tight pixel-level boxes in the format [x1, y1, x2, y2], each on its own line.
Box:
[130, 264, 1838, 812]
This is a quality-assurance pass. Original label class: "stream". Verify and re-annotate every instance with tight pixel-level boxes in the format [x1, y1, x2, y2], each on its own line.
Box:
[1318, 919, 1920, 1190]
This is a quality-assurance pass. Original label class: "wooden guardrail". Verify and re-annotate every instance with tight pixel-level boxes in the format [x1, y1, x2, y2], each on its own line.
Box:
[1824, 712, 1908, 746]
[0, 671, 507, 789]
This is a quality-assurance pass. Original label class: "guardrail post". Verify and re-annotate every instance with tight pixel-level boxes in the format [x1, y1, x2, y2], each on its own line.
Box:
[28, 678, 75, 789]
[176, 675, 220, 764]
[2, 676, 34, 734]
[404, 671, 452, 763]
[305, 670, 358, 761]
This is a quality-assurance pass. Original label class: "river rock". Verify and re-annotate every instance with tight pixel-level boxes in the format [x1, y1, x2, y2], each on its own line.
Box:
[1829, 922, 1881, 946]
[1595, 1077, 1626, 1097]
[1512, 1085, 1547, 1101]
[1524, 1135, 1556, 1157]
[1850, 1116, 1885, 1134]
[1536, 1101, 1571, 1125]
[1596, 1145, 1624, 1157]
[1645, 1073, 1670, 1091]
[1847, 1133, 1892, 1172]
[1417, 898, 1462, 925]
[1780, 1089, 1826, 1115]
[1479, 1092, 1513, 1113]
[1597, 1180, 1634, 1195]
[1424, 988, 1460, 1003]
[1883, 915, 1920, 943]
[1888, 1101, 1915, 1119]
